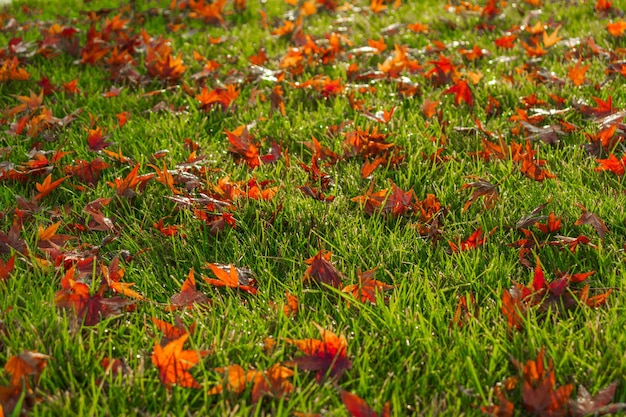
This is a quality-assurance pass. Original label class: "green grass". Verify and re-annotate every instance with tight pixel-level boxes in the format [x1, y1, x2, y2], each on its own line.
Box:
[1, 0, 626, 415]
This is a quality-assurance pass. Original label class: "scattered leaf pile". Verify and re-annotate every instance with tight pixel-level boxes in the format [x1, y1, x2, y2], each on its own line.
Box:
[1, 0, 625, 414]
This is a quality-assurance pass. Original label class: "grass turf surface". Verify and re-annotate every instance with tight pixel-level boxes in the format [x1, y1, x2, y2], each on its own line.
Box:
[1, 0, 626, 415]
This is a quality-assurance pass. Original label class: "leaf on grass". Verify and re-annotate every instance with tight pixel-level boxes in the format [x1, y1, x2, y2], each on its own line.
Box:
[35, 174, 69, 200]
[461, 177, 498, 212]
[607, 20, 626, 36]
[442, 79, 473, 106]
[449, 227, 494, 252]
[5, 351, 49, 389]
[340, 389, 391, 417]
[87, 126, 113, 151]
[595, 154, 626, 176]
[567, 59, 590, 86]
[207, 364, 255, 395]
[250, 364, 294, 403]
[283, 291, 299, 317]
[574, 204, 608, 240]
[569, 380, 626, 417]
[168, 268, 211, 310]
[515, 348, 574, 417]
[451, 293, 478, 328]
[285, 322, 352, 383]
[535, 212, 562, 234]
[0, 255, 15, 281]
[203, 263, 258, 295]
[303, 250, 344, 288]
[151, 333, 209, 389]
[341, 269, 394, 304]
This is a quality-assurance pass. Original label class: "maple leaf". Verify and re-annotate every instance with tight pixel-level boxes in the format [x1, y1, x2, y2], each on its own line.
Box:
[303, 250, 344, 288]
[595, 153, 626, 175]
[480, 391, 514, 417]
[569, 380, 626, 417]
[535, 212, 562, 234]
[65, 158, 110, 185]
[153, 218, 180, 237]
[285, 322, 352, 382]
[35, 174, 69, 200]
[542, 24, 563, 48]
[196, 85, 239, 111]
[149, 162, 180, 195]
[4, 351, 49, 389]
[442, 79, 474, 106]
[283, 291, 299, 317]
[448, 227, 493, 252]
[151, 333, 209, 389]
[87, 126, 113, 151]
[461, 177, 498, 212]
[341, 269, 394, 304]
[575, 204, 608, 239]
[567, 59, 590, 86]
[340, 389, 391, 417]
[515, 348, 574, 417]
[250, 364, 294, 403]
[224, 125, 260, 168]
[152, 317, 196, 346]
[0, 255, 15, 282]
[494, 34, 517, 49]
[451, 293, 478, 328]
[207, 364, 258, 395]
[351, 181, 415, 217]
[169, 268, 211, 310]
[202, 263, 258, 295]
[607, 20, 626, 36]
[108, 164, 153, 198]
[422, 98, 440, 119]
[55, 266, 135, 327]
[7, 89, 44, 117]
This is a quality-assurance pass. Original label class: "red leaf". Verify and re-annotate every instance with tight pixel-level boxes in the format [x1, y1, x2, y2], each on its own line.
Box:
[340, 389, 391, 417]
[0, 255, 16, 282]
[303, 250, 344, 288]
[285, 322, 352, 382]
[442, 79, 473, 106]
[168, 268, 211, 310]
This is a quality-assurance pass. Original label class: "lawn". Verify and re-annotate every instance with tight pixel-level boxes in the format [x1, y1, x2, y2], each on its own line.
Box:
[1, 0, 626, 415]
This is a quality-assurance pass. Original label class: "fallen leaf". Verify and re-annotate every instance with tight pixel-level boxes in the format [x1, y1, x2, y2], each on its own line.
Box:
[151, 333, 209, 389]
[286, 322, 352, 382]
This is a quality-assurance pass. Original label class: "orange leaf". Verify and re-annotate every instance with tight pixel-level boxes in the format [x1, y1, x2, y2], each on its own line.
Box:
[340, 389, 391, 417]
[152, 317, 195, 345]
[35, 174, 69, 200]
[494, 34, 517, 49]
[4, 351, 49, 389]
[250, 364, 294, 403]
[203, 263, 258, 295]
[285, 322, 352, 382]
[341, 269, 393, 304]
[607, 20, 626, 36]
[422, 98, 440, 118]
[567, 59, 590, 86]
[207, 364, 257, 395]
[151, 333, 209, 389]
[542, 24, 562, 48]
[283, 291, 299, 317]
